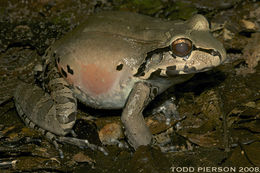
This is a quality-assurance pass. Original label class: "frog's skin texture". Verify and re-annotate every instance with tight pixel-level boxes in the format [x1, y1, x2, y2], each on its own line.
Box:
[14, 11, 226, 151]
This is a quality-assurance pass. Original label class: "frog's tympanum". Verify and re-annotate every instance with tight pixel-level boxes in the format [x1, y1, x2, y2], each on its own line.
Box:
[14, 11, 226, 155]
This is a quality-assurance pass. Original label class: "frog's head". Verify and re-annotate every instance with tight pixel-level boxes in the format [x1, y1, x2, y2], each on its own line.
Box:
[135, 14, 226, 78]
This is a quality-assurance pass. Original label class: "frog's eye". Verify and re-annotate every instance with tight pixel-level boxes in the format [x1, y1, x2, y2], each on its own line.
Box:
[171, 38, 193, 57]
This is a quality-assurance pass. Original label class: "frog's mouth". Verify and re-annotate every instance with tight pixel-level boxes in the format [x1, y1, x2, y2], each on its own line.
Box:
[166, 49, 223, 75]
[134, 45, 223, 77]
[165, 64, 213, 76]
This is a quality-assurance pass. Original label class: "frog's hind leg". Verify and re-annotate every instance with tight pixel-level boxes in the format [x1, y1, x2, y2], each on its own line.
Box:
[43, 57, 77, 131]
[14, 82, 68, 158]
[14, 82, 107, 157]
[18, 114, 64, 158]
[43, 65, 108, 154]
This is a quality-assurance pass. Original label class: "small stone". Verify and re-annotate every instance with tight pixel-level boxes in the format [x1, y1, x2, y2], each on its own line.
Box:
[99, 123, 123, 144]
[244, 101, 256, 108]
[72, 152, 95, 164]
[241, 19, 256, 30]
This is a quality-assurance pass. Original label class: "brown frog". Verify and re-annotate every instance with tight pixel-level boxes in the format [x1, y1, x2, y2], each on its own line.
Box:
[14, 11, 226, 156]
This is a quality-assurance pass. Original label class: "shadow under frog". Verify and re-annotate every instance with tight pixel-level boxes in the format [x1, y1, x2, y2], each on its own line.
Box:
[14, 11, 226, 156]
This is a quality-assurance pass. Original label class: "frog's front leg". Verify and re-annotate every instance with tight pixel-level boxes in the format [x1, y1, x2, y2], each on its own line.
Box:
[121, 82, 156, 149]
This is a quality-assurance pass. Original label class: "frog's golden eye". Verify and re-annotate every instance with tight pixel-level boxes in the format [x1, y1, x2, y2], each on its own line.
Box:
[171, 38, 192, 57]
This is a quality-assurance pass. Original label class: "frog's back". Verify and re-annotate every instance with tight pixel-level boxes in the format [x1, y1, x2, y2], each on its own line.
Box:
[80, 11, 178, 42]
[50, 11, 175, 109]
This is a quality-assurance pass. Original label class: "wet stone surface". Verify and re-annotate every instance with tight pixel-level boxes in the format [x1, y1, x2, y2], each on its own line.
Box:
[0, 0, 260, 172]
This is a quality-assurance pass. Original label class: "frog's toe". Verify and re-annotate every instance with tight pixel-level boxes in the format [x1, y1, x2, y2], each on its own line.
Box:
[45, 132, 65, 159]
[58, 136, 108, 155]
[15, 112, 65, 158]
[102, 138, 129, 149]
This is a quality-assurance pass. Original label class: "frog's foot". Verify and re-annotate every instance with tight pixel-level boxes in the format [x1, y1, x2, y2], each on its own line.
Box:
[151, 96, 182, 125]
[15, 94, 107, 157]
[101, 138, 129, 149]
[58, 135, 108, 155]
[108, 139, 129, 149]
[15, 104, 65, 158]
[18, 108, 107, 157]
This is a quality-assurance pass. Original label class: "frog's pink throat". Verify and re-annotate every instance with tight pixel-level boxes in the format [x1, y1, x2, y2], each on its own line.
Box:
[79, 64, 117, 95]
[57, 63, 117, 96]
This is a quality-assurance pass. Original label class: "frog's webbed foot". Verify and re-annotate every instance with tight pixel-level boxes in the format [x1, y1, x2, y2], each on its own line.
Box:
[151, 96, 182, 125]
[15, 100, 65, 158]
[121, 82, 156, 150]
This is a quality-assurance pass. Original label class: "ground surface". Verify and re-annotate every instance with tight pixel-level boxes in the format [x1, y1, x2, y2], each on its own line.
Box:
[0, 0, 259, 172]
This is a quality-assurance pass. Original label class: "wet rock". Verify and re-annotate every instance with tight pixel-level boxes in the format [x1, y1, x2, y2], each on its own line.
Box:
[177, 89, 224, 147]
[129, 146, 171, 173]
[73, 119, 101, 146]
[169, 148, 226, 167]
[227, 141, 260, 166]
[99, 122, 123, 145]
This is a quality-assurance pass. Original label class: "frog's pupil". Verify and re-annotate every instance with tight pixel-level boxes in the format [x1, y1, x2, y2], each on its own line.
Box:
[176, 43, 188, 55]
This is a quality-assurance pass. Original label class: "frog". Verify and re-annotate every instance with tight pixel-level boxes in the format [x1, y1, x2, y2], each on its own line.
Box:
[14, 11, 226, 156]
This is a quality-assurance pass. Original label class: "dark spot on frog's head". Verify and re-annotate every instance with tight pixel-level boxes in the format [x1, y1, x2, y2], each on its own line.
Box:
[166, 65, 179, 76]
[61, 67, 67, 78]
[116, 64, 123, 71]
[67, 65, 74, 75]
[183, 65, 196, 73]
[53, 52, 56, 57]
[148, 69, 163, 79]
[167, 65, 176, 71]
